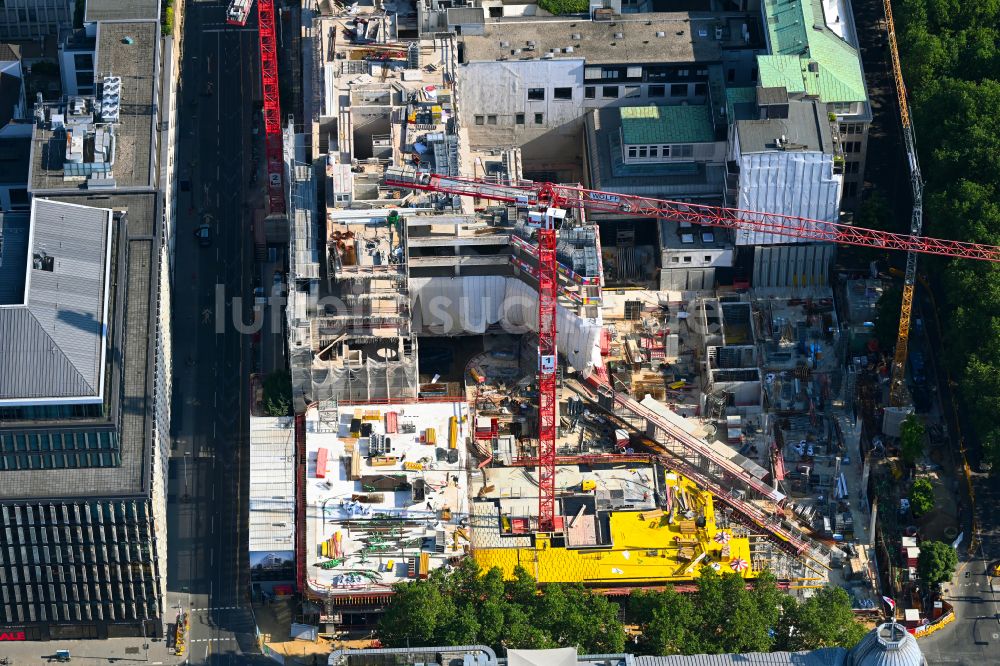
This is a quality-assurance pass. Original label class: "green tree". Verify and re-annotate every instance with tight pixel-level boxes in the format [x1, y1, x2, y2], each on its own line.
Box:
[534, 582, 625, 653]
[379, 577, 452, 646]
[377, 562, 625, 653]
[687, 569, 778, 654]
[910, 477, 935, 516]
[629, 589, 695, 655]
[262, 371, 292, 416]
[777, 587, 868, 650]
[899, 415, 925, 465]
[917, 540, 958, 586]
[538, 0, 589, 14]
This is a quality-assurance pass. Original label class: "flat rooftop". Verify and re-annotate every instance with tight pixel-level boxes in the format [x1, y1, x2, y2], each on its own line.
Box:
[0, 198, 113, 405]
[85, 0, 161, 23]
[250, 417, 296, 555]
[460, 14, 737, 64]
[29, 21, 157, 193]
[735, 98, 834, 154]
[1, 192, 160, 499]
[304, 402, 470, 595]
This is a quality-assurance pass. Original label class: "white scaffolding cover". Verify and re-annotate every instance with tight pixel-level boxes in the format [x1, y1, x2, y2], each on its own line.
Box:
[410, 276, 602, 376]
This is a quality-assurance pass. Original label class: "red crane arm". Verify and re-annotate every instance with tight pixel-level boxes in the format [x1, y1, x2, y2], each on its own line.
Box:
[383, 170, 1000, 263]
[257, 0, 286, 216]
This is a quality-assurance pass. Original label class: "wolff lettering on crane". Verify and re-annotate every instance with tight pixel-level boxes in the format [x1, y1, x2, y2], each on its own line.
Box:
[586, 191, 621, 204]
[0, 630, 26, 640]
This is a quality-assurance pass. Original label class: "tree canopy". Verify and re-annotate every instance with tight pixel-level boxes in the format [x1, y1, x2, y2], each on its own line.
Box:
[917, 540, 958, 586]
[380, 564, 866, 655]
[899, 416, 926, 465]
[378, 560, 625, 654]
[629, 570, 865, 655]
[909, 477, 935, 516]
[896, 0, 1000, 470]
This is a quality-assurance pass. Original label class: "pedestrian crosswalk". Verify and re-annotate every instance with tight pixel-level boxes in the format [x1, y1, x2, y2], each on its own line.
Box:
[191, 605, 242, 611]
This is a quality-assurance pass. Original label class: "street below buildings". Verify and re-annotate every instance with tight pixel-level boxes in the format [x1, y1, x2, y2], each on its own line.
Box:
[165, 1, 272, 663]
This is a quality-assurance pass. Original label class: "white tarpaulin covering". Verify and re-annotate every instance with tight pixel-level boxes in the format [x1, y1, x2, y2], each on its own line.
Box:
[410, 276, 602, 376]
[508, 648, 578, 666]
[735, 152, 842, 246]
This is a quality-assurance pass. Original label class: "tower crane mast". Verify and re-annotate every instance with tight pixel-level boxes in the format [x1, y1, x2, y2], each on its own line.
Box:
[384, 166, 1000, 531]
[882, 0, 923, 408]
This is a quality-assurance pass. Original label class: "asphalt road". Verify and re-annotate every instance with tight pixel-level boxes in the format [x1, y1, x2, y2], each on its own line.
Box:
[166, 1, 264, 663]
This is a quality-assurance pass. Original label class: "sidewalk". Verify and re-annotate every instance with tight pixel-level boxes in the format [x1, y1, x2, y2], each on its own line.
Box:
[0, 637, 184, 665]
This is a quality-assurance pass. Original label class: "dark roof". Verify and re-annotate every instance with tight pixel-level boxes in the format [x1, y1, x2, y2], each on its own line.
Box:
[0, 71, 22, 128]
[0, 135, 30, 184]
[85, 0, 161, 22]
[0, 43, 21, 61]
[735, 98, 833, 153]
[756, 86, 789, 106]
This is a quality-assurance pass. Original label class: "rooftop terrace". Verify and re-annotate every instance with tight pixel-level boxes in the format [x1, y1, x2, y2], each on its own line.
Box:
[29, 21, 157, 193]
[305, 402, 470, 595]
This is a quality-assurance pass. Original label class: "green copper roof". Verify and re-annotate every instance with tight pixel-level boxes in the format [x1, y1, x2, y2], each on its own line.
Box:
[725, 87, 758, 121]
[619, 105, 715, 145]
[759, 0, 866, 104]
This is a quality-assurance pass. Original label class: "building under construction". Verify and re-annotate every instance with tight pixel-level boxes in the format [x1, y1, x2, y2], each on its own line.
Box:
[285, 0, 883, 633]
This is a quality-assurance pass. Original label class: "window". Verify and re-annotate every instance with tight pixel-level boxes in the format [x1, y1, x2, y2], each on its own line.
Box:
[534, 112, 544, 124]
[844, 181, 858, 197]
[649, 146, 659, 158]
[677, 69, 689, 77]
[9, 188, 29, 210]
[695, 68, 708, 76]
[670, 83, 687, 97]
[648, 85, 665, 98]
[627, 146, 638, 158]
[726, 68, 735, 82]
[554, 87, 573, 100]
[660, 145, 671, 157]
[671, 256, 679, 263]
[486, 115, 498, 125]
[626, 66, 643, 78]
[844, 141, 861, 153]
[585, 67, 602, 80]
[638, 146, 648, 158]
[751, 67, 758, 82]
[76, 72, 94, 87]
[602, 85, 619, 98]
[683, 255, 692, 263]
[622, 85, 639, 98]
[527, 88, 545, 101]
[584, 86, 596, 99]
[74, 53, 94, 71]
[515, 113, 525, 125]
[475, 115, 485, 125]
[704, 255, 712, 263]
[845, 161, 860, 175]
[694, 83, 707, 96]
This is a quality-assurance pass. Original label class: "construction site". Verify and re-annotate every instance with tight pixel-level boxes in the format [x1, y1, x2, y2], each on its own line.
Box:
[268, 0, 992, 636]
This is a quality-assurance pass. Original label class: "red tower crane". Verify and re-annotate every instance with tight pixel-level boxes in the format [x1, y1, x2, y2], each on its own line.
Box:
[384, 166, 1000, 532]
[256, 0, 285, 216]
